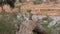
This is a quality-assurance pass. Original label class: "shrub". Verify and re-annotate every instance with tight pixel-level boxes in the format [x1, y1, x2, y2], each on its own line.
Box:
[19, 0, 26, 3]
[49, 0, 58, 4]
[0, 12, 17, 34]
[37, 16, 53, 27]
[50, 0, 56, 2]
[47, 20, 60, 34]
[32, 0, 43, 4]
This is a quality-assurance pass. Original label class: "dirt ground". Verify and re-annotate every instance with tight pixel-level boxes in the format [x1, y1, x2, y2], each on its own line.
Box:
[0, 2, 60, 16]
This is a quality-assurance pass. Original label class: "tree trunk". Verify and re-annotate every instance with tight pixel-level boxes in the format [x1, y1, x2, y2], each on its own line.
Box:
[16, 20, 47, 34]
[16, 20, 36, 34]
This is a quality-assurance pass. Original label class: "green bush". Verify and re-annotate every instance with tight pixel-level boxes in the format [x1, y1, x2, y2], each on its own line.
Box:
[49, 0, 58, 4]
[50, 0, 56, 2]
[0, 20, 15, 34]
[32, 0, 43, 4]
[0, 12, 17, 34]
[37, 16, 60, 34]
[47, 20, 60, 34]
[19, 0, 26, 3]
[37, 16, 53, 27]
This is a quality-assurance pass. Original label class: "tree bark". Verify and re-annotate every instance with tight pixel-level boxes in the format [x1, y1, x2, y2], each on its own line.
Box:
[16, 20, 36, 34]
[16, 20, 47, 34]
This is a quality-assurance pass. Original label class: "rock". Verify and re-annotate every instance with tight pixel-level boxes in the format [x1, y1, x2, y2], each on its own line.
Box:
[16, 20, 36, 34]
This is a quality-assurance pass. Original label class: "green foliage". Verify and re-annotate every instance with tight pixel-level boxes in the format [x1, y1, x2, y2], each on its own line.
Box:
[25, 9, 32, 20]
[19, 0, 26, 3]
[42, 16, 53, 23]
[32, 0, 43, 4]
[47, 20, 60, 34]
[0, 0, 15, 8]
[35, 16, 60, 34]
[0, 12, 17, 34]
[50, 0, 56, 2]
[0, 20, 15, 34]
[27, 9, 32, 13]
[36, 16, 54, 34]
[49, 0, 58, 4]
[37, 16, 53, 28]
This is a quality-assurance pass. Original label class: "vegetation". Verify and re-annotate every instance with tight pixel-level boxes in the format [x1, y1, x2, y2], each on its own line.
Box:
[0, 0, 60, 34]
[37, 16, 53, 28]
[47, 20, 60, 34]
[19, 0, 26, 3]
[0, 0, 16, 9]
[36, 16, 60, 34]
[27, 9, 32, 20]
[49, 0, 58, 4]
[50, 0, 56, 2]
[0, 12, 18, 34]
[0, 11, 60, 34]
[32, 0, 43, 4]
